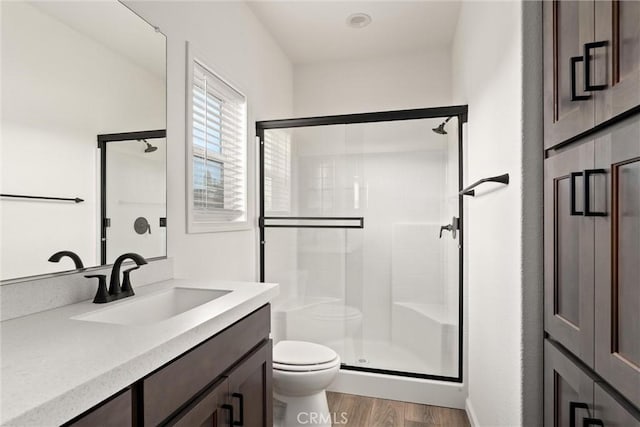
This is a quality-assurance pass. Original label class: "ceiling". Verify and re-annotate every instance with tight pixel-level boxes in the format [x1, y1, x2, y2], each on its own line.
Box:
[246, 1, 461, 64]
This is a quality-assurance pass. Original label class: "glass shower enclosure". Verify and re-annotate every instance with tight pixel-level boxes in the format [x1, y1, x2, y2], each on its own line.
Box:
[258, 106, 465, 381]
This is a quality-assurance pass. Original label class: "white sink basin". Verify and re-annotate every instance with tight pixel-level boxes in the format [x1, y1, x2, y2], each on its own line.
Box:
[73, 287, 231, 325]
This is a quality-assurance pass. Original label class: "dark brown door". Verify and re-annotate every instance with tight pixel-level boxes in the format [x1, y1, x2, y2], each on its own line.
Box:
[594, 119, 640, 408]
[594, 384, 640, 426]
[595, 1, 640, 124]
[545, 340, 594, 427]
[545, 142, 596, 366]
[226, 340, 273, 427]
[544, 0, 596, 148]
[166, 378, 229, 427]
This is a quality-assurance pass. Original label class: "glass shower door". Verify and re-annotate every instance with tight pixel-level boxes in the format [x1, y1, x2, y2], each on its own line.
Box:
[260, 112, 462, 381]
[103, 137, 166, 264]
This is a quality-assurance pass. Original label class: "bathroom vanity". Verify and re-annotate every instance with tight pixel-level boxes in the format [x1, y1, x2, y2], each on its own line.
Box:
[0, 280, 278, 426]
[68, 305, 271, 427]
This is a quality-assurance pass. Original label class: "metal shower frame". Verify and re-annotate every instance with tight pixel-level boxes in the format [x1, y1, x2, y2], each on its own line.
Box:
[256, 105, 468, 383]
[97, 129, 166, 265]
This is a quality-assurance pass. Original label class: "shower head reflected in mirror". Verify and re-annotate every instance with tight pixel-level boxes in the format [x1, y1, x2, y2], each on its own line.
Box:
[138, 139, 158, 153]
[432, 117, 453, 135]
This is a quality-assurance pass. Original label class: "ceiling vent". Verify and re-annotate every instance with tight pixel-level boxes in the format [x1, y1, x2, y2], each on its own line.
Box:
[346, 13, 372, 29]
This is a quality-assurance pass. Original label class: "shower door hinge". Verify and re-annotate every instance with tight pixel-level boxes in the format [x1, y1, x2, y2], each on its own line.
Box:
[258, 217, 264, 227]
[103, 218, 111, 228]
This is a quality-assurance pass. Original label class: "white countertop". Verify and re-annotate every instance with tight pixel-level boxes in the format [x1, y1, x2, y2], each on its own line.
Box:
[0, 279, 278, 426]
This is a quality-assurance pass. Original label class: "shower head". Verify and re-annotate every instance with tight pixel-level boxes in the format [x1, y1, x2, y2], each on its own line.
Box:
[138, 139, 158, 153]
[432, 117, 453, 135]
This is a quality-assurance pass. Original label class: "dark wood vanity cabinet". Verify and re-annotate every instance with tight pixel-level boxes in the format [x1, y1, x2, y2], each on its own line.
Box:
[226, 340, 273, 427]
[167, 377, 229, 427]
[65, 389, 133, 427]
[545, 341, 640, 427]
[543, 0, 640, 149]
[167, 340, 273, 427]
[64, 304, 272, 427]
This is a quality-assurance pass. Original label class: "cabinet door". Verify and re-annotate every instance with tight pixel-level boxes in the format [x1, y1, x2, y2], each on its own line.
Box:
[545, 340, 594, 427]
[595, 1, 640, 124]
[544, 0, 595, 148]
[142, 305, 270, 426]
[594, 384, 640, 426]
[545, 142, 595, 366]
[166, 378, 229, 427]
[226, 340, 273, 427]
[594, 119, 640, 408]
[65, 389, 132, 427]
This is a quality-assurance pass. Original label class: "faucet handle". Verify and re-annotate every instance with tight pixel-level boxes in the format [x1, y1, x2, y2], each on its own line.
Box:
[85, 274, 109, 304]
[121, 267, 139, 295]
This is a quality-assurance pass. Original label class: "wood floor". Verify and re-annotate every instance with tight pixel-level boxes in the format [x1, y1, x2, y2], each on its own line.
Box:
[326, 392, 471, 427]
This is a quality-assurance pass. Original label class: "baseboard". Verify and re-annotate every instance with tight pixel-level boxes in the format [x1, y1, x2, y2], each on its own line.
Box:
[328, 370, 466, 409]
[465, 398, 480, 427]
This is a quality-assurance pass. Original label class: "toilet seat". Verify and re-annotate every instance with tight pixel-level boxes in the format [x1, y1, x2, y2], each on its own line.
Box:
[273, 340, 340, 372]
[273, 359, 339, 372]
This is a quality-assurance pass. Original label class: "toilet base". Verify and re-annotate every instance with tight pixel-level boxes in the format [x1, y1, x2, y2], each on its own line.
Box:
[273, 391, 331, 427]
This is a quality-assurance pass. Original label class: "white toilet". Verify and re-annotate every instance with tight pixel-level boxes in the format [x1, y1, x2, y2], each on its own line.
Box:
[273, 340, 340, 427]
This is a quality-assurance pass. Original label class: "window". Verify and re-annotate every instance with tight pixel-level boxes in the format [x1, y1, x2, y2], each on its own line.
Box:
[264, 129, 291, 215]
[187, 47, 247, 232]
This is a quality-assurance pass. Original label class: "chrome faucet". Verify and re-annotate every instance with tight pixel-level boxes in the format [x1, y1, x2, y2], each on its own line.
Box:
[48, 250, 84, 270]
[85, 253, 147, 303]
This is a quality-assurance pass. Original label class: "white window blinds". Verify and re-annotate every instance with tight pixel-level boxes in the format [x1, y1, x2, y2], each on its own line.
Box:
[264, 129, 291, 214]
[189, 59, 247, 228]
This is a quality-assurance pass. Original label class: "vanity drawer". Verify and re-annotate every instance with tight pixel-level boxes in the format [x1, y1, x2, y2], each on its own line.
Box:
[65, 388, 132, 427]
[142, 304, 270, 426]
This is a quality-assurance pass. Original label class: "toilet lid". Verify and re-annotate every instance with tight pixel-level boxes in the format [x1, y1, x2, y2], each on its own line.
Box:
[273, 340, 338, 366]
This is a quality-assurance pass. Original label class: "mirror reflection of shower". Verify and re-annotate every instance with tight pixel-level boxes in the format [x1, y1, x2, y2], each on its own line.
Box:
[138, 139, 158, 153]
[432, 116, 453, 135]
[99, 131, 167, 265]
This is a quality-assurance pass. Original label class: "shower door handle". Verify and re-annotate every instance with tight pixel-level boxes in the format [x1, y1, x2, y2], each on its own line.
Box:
[439, 217, 459, 239]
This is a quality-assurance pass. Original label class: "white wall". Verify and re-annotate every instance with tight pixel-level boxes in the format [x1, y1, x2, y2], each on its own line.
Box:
[294, 49, 451, 117]
[0, 2, 165, 280]
[125, 1, 294, 281]
[451, 2, 543, 425]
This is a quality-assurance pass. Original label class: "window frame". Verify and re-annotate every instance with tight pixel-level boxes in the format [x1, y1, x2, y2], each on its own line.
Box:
[186, 43, 249, 233]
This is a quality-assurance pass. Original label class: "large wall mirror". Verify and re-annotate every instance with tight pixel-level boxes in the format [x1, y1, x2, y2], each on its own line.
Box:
[1, 1, 167, 281]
